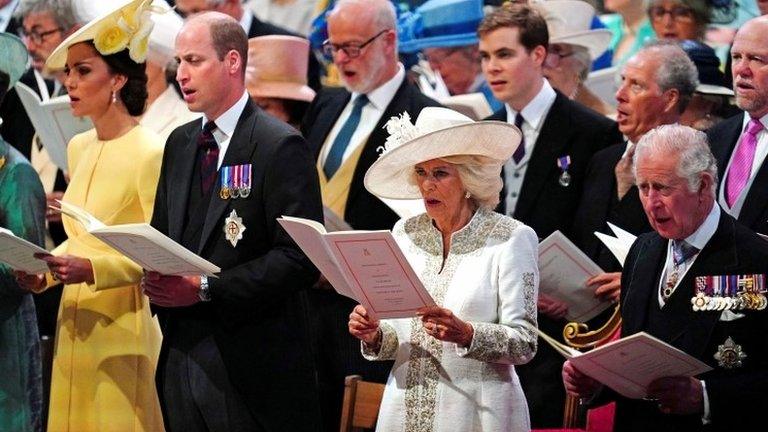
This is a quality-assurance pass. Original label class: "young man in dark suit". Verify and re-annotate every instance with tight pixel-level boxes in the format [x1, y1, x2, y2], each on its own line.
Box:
[564, 124, 768, 432]
[300, 1, 440, 429]
[708, 16, 768, 236]
[477, 3, 621, 426]
[142, 12, 323, 431]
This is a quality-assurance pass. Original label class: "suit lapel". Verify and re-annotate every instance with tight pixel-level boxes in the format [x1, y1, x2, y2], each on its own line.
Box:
[168, 126, 199, 241]
[197, 100, 258, 254]
[711, 114, 744, 181]
[311, 91, 351, 158]
[621, 235, 666, 335]
[347, 81, 411, 206]
[665, 214, 739, 357]
[514, 94, 571, 220]
[738, 155, 768, 230]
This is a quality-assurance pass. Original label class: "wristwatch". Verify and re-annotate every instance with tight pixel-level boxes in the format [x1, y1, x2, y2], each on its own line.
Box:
[198, 275, 211, 302]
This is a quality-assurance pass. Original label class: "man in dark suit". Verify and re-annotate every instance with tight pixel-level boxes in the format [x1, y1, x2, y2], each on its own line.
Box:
[708, 16, 768, 236]
[564, 124, 768, 432]
[173, 0, 321, 91]
[300, 0, 439, 429]
[572, 42, 698, 298]
[477, 3, 621, 426]
[142, 13, 322, 431]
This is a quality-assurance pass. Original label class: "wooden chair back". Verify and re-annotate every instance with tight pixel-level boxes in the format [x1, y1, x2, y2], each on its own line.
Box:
[339, 375, 385, 432]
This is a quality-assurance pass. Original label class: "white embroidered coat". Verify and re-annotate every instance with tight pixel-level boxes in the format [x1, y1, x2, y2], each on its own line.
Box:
[363, 209, 539, 432]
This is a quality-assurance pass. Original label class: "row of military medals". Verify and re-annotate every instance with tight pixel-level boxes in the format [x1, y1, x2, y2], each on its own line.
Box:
[220, 164, 252, 200]
[692, 274, 768, 311]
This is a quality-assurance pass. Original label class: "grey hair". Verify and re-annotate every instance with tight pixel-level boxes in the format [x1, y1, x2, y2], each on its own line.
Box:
[407, 155, 503, 210]
[640, 41, 699, 113]
[330, 0, 397, 31]
[570, 45, 591, 82]
[632, 124, 718, 198]
[14, 0, 79, 30]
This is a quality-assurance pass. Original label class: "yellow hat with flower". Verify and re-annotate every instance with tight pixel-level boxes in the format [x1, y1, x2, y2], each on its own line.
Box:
[46, 0, 159, 70]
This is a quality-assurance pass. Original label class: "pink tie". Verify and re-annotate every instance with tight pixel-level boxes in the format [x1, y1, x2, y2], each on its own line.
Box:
[726, 118, 764, 207]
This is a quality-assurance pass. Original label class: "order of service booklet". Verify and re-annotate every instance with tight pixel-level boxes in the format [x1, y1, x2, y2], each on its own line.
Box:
[537, 328, 712, 399]
[54, 201, 219, 276]
[15, 82, 93, 171]
[278, 216, 436, 320]
[0, 227, 51, 273]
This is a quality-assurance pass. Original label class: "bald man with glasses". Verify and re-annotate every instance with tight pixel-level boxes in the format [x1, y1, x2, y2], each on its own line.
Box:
[301, 0, 440, 429]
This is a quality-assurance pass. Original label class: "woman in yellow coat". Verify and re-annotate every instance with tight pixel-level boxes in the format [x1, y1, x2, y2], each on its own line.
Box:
[16, 1, 165, 430]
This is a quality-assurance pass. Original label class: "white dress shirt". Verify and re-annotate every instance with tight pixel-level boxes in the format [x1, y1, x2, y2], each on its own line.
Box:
[319, 65, 406, 166]
[239, 9, 253, 35]
[203, 91, 249, 169]
[719, 113, 768, 218]
[0, 0, 18, 32]
[502, 79, 557, 214]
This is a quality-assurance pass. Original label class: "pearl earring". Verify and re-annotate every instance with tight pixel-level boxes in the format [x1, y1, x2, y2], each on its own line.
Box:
[111, 91, 117, 104]
[465, 191, 471, 199]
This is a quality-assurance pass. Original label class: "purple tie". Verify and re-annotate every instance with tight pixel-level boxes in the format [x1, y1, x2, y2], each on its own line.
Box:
[726, 118, 763, 207]
[512, 113, 526, 164]
[199, 121, 219, 195]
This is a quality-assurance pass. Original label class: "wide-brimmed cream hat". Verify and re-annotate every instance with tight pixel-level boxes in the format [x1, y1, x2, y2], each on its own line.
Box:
[364, 107, 521, 199]
[47, 0, 158, 70]
[536, 0, 611, 59]
[245, 35, 315, 103]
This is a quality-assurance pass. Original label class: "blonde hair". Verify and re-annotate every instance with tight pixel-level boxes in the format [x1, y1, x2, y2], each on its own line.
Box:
[407, 155, 503, 210]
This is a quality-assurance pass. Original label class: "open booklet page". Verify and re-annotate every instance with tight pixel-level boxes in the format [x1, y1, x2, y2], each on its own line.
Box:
[593, 222, 637, 266]
[15, 82, 93, 171]
[55, 201, 220, 276]
[538, 231, 612, 322]
[536, 327, 712, 399]
[0, 228, 51, 273]
[278, 216, 436, 320]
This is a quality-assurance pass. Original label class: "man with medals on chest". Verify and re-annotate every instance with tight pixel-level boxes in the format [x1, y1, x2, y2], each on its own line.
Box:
[563, 124, 768, 432]
[141, 12, 323, 432]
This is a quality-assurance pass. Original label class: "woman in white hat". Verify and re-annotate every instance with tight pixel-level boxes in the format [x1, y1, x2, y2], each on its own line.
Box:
[348, 107, 539, 431]
[15, 0, 165, 430]
[539, 0, 616, 116]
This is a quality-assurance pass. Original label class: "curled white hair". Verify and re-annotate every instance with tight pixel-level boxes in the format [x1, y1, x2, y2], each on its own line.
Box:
[632, 124, 718, 198]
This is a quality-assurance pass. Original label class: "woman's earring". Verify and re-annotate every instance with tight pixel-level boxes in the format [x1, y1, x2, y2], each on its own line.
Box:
[111, 91, 117, 104]
[465, 191, 471, 199]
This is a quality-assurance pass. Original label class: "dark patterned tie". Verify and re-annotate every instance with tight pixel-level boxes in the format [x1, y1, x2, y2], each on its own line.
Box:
[512, 112, 526, 164]
[662, 240, 700, 300]
[199, 121, 219, 195]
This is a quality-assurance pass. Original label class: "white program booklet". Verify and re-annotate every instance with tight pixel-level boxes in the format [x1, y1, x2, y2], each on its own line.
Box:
[55, 201, 220, 276]
[15, 82, 93, 171]
[594, 222, 637, 267]
[278, 216, 436, 320]
[538, 231, 612, 322]
[536, 328, 712, 399]
[0, 228, 51, 273]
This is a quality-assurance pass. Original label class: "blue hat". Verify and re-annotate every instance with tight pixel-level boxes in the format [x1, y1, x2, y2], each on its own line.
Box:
[0, 33, 28, 88]
[679, 39, 733, 96]
[398, 0, 483, 54]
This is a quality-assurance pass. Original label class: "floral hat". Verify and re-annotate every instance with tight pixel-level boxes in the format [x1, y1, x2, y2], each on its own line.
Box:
[46, 0, 159, 70]
[364, 107, 521, 199]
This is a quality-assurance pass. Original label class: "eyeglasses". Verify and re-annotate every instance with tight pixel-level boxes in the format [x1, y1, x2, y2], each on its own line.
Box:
[19, 27, 63, 45]
[322, 29, 390, 59]
[648, 5, 695, 22]
[544, 49, 576, 68]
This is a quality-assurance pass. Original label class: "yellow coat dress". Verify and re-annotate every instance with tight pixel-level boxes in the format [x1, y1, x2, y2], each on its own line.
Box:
[45, 126, 164, 432]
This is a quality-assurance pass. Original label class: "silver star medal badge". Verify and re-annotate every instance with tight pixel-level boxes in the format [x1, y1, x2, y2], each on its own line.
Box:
[714, 337, 746, 369]
[223, 209, 246, 247]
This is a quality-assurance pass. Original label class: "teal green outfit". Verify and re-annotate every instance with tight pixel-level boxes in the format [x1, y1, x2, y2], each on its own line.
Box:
[0, 137, 44, 432]
[600, 14, 656, 66]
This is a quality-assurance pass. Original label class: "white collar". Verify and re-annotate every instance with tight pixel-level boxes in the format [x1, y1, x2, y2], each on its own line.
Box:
[505, 79, 556, 130]
[351, 63, 405, 110]
[677, 203, 720, 251]
[239, 10, 253, 35]
[203, 91, 249, 138]
[741, 111, 768, 131]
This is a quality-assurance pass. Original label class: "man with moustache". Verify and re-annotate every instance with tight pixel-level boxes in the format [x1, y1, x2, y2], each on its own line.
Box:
[708, 16, 768, 237]
[564, 125, 768, 432]
[478, 3, 621, 427]
[300, 0, 440, 429]
[142, 12, 322, 431]
[572, 41, 698, 300]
